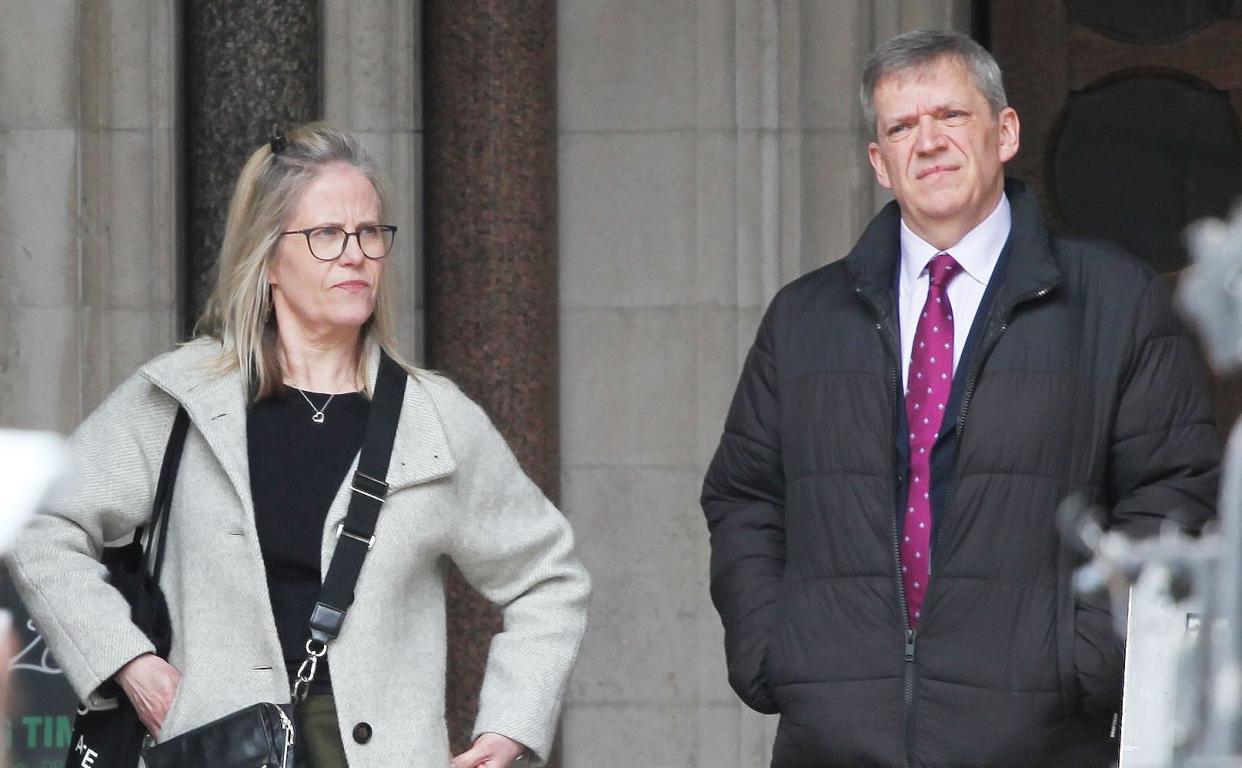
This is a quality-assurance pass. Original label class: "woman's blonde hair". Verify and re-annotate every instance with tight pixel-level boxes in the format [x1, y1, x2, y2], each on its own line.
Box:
[196, 122, 408, 399]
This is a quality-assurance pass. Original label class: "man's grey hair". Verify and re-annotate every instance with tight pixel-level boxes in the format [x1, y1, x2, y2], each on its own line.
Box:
[860, 30, 1008, 136]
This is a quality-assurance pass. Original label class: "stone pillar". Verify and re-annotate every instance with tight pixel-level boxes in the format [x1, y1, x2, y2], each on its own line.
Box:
[79, 0, 181, 407]
[0, 0, 179, 430]
[422, 0, 559, 753]
[182, 0, 321, 331]
[0, 1, 81, 433]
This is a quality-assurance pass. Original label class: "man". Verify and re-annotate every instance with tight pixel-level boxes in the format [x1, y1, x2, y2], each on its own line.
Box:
[702, 30, 1219, 767]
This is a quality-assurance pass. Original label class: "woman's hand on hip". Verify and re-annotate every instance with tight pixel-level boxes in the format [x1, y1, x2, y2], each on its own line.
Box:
[114, 653, 181, 736]
[451, 732, 527, 768]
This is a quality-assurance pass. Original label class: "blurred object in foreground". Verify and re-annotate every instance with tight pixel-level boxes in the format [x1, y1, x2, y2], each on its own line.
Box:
[1179, 206, 1242, 372]
[0, 431, 64, 555]
[0, 430, 65, 768]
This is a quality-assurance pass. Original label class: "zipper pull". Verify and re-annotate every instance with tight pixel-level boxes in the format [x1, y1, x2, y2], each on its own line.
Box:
[905, 629, 917, 662]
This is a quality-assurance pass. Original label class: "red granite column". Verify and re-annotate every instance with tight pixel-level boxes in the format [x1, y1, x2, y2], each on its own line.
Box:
[422, 0, 560, 754]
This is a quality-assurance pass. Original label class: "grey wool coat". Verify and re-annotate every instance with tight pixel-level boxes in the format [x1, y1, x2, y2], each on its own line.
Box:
[11, 339, 591, 767]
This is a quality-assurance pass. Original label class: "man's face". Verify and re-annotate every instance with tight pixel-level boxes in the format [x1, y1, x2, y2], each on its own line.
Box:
[867, 56, 1020, 246]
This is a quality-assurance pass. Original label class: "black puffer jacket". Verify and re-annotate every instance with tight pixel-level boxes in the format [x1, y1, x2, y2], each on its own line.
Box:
[702, 180, 1219, 768]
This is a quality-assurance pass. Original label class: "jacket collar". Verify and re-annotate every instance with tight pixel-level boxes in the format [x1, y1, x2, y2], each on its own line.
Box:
[844, 178, 1062, 317]
[988, 178, 1062, 315]
[139, 339, 456, 514]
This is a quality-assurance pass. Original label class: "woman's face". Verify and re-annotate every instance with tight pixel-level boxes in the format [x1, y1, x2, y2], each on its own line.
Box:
[269, 163, 386, 343]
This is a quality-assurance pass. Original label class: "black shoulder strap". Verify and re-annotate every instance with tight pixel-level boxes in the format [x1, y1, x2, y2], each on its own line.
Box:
[307, 351, 407, 645]
[143, 406, 191, 580]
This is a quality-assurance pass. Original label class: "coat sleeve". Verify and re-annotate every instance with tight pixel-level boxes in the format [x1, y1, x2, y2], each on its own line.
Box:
[1106, 275, 1220, 535]
[700, 302, 785, 714]
[439, 389, 591, 766]
[1075, 273, 1221, 713]
[8, 374, 178, 707]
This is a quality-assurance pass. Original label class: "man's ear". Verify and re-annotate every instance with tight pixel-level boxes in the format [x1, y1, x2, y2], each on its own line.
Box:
[868, 143, 893, 189]
[997, 106, 1020, 164]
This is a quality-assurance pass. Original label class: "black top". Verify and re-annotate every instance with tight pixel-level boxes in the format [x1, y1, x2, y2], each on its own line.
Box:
[247, 387, 369, 695]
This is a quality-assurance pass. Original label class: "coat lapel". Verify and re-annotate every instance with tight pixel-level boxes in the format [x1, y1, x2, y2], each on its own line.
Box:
[990, 179, 1063, 317]
[139, 341, 255, 522]
[843, 197, 903, 328]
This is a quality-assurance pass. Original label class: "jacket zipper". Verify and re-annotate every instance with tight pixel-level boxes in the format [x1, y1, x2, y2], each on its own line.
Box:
[889, 356, 917, 768]
[856, 286, 915, 768]
[861, 277, 1054, 766]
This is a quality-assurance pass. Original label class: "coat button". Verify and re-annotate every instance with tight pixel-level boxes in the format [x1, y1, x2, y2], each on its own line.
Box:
[352, 722, 373, 744]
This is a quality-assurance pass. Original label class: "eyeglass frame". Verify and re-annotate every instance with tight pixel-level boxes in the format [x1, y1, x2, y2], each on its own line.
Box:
[279, 224, 399, 261]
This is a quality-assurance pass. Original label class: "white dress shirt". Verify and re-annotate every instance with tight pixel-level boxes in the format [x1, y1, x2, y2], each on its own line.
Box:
[898, 194, 1012, 391]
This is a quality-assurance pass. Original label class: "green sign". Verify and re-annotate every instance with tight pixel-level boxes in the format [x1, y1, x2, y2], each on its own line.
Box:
[3, 568, 79, 768]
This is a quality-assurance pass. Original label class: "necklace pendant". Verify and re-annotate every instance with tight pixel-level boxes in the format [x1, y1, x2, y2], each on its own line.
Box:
[296, 387, 335, 423]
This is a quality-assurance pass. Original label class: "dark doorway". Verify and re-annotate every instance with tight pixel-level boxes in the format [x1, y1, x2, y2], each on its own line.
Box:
[987, 0, 1242, 434]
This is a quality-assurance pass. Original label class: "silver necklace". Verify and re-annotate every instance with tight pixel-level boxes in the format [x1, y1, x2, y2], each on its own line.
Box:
[295, 388, 335, 424]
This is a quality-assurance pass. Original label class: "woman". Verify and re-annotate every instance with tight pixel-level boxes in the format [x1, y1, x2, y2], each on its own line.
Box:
[10, 123, 590, 768]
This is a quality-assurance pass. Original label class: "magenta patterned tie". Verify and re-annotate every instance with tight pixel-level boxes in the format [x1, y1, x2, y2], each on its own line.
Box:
[902, 253, 960, 628]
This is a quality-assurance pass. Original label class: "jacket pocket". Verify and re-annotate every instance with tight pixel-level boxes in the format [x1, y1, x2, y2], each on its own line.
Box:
[1054, 492, 1124, 716]
[1055, 535, 1080, 716]
[155, 681, 188, 742]
[1071, 592, 1125, 714]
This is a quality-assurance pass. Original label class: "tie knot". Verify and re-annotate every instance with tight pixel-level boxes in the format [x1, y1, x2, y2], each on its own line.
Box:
[927, 253, 960, 287]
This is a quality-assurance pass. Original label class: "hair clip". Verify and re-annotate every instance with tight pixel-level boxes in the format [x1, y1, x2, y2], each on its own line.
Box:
[270, 129, 288, 155]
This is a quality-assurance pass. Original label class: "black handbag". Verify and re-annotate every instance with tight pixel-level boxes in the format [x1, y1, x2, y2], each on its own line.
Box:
[141, 352, 408, 768]
[64, 406, 190, 768]
[141, 703, 296, 768]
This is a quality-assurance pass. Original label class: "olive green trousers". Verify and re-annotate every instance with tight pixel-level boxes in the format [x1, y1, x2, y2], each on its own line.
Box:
[297, 694, 349, 768]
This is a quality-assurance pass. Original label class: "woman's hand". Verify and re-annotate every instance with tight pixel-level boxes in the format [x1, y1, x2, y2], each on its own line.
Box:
[114, 653, 181, 736]
[451, 732, 528, 768]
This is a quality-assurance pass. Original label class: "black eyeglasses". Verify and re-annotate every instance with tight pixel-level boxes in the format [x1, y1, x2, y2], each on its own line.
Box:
[280, 224, 398, 261]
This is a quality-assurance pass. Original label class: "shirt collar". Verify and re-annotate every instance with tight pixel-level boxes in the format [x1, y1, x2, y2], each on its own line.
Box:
[899, 193, 1012, 287]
